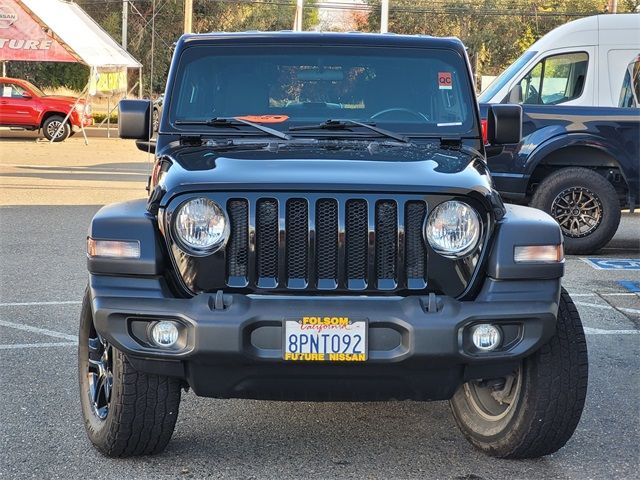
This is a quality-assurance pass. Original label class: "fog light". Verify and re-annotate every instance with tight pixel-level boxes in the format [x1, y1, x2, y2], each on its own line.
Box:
[150, 321, 179, 347]
[471, 324, 502, 351]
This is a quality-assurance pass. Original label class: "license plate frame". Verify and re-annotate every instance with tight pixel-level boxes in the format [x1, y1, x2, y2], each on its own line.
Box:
[282, 317, 368, 362]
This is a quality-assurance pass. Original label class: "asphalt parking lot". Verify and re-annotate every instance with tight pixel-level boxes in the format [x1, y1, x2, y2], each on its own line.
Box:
[1, 135, 639, 479]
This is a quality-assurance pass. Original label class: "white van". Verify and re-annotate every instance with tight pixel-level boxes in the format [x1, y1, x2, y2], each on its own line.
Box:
[479, 14, 640, 107]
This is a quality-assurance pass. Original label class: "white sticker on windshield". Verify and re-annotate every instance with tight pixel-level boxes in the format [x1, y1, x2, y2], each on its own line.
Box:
[437, 122, 463, 127]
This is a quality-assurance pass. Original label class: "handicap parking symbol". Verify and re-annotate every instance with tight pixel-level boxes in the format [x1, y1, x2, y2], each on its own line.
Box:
[582, 258, 640, 271]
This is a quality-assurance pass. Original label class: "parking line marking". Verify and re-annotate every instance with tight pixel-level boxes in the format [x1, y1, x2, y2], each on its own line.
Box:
[618, 280, 640, 293]
[619, 307, 640, 315]
[0, 301, 82, 307]
[0, 319, 77, 341]
[0, 342, 76, 350]
[580, 258, 640, 271]
[584, 327, 639, 335]
[575, 301, 615, 310]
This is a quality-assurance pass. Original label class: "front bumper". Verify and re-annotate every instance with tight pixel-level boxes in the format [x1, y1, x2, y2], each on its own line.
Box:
[70, 112, 93, 130]
[91, 275, 560, 401]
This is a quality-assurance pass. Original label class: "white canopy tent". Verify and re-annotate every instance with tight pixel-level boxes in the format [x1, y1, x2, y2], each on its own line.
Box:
[3, 0, 143, 142]
[20, 0, 141, 72]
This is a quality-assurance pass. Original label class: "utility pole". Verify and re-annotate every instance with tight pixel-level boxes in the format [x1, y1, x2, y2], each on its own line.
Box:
[121, 0, 128, 49]
[608, 0, 618, 13]
[380, 0, 389, 33]
[293, 0, 304, 31]
[184, 0, 193, 33]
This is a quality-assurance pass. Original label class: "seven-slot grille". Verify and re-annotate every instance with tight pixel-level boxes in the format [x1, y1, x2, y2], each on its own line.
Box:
[226, 196, 428, 292]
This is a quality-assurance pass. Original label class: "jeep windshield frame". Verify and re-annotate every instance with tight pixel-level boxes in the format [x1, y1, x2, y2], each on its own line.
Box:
[164, 42, 480, 141]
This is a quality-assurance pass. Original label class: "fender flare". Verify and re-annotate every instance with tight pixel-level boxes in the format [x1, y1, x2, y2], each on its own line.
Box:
[87, 199, 163, 275]
[522, 133, 631, 186]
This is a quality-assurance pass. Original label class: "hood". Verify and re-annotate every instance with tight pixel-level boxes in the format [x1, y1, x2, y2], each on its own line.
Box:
[156, 142, 496, 208]
[42, 95, 83, 104]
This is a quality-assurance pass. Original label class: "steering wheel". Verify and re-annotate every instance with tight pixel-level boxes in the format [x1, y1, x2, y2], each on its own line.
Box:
[525, 84, 540, 103]
[370, 108, 430, 122]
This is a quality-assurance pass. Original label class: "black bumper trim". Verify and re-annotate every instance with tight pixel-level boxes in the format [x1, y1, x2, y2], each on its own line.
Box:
[90, 275, 559, 400]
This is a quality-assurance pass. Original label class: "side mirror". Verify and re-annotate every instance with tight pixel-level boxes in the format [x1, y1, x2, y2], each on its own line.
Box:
[507, 84, 522, 104]
[487, 104, 522, 145]
[118, 99, 152, 140]
[21, 93, 32, 99]
[135, 139, 156, 154]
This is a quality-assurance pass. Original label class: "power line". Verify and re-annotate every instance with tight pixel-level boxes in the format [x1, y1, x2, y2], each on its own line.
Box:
[77, 0, 608, 16]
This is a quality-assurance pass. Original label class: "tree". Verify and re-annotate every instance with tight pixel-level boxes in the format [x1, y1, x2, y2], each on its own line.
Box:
[355, 0, 636, 79]
[8, 0, 319, 93]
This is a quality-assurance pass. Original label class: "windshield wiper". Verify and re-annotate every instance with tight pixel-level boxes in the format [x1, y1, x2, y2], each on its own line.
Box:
[174, 117, 291, 140]
[289, 119, 409, 143]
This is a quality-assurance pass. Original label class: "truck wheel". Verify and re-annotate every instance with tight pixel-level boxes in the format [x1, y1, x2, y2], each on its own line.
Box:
[78, 289, 182, 457]
[152, 108, 160, 131]
[450, 288, 588, 459]
[530, 167, 621, 254]
[42, 115, 71, 142]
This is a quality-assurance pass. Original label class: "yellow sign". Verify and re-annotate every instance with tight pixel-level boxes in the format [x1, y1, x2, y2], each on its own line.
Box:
[89, 68, 127, 95]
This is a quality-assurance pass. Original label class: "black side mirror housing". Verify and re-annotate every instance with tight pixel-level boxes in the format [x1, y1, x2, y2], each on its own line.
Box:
[487, 104, 522, 145]
[135, 139, 156, 154]
[119, 99, 152, 140]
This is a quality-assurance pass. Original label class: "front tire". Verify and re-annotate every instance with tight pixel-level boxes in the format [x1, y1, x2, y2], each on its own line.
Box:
[78, 289, 182, 457]
[152, 108, 160, 131]
[450, 288, 588, 459]
[530, 167, 621, 254]
[42, 115, 71, 142]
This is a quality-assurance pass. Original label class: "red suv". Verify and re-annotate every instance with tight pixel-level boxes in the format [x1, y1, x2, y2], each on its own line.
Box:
[0, 77, 93, 142]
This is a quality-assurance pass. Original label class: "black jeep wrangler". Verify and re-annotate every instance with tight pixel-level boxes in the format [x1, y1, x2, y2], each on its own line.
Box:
[79, 32, 588, 459]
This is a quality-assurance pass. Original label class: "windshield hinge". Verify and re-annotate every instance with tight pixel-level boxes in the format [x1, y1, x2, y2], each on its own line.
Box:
[440, 137, 462, 149]
[180, 135, 203, 146]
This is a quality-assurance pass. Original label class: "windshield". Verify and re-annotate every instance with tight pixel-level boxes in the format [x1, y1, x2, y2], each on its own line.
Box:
[168, 45, 477, 137]
[23, 80, 46, 97]
[478, 50, 537, 103]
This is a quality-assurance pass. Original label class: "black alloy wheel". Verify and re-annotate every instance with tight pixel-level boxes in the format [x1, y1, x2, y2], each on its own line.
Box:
[530, 167, 621, 254]
[551, 186, 603, 238]
[86, 329, 113, 420]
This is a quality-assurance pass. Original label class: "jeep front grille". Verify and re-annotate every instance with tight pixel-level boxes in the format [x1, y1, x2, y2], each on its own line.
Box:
[225, 195, 428, 292]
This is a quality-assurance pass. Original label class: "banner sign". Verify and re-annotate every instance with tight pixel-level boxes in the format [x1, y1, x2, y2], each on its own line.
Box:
[0, 0, 76, 62]
[88, 67, 128, 95]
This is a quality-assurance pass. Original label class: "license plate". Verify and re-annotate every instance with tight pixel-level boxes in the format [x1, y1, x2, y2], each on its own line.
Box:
[283, 317, 367, 362]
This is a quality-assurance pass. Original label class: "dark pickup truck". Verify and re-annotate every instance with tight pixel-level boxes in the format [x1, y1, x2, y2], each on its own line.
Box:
[481, 102, 639, 254]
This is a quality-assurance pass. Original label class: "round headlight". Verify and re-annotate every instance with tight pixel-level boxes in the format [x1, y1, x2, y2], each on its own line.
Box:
[425, 200, 480, 258]
[173, 198, 229, 255]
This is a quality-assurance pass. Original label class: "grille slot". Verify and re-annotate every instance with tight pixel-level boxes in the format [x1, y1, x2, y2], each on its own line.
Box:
[345, 200, 368, 282]
[286, 199, 309, 284]
[256, 199, 279, 282]
[375, 201, 398, 283]
[227, 199, 249, 278]
[405, 201, 427, 282]
[316, 199, 338, 283]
